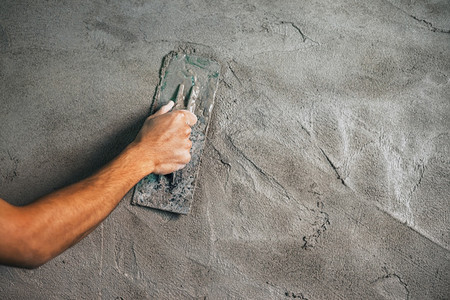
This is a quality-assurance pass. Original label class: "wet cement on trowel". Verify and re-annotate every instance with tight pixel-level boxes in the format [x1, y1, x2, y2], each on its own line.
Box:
[132, 52, 220, 214]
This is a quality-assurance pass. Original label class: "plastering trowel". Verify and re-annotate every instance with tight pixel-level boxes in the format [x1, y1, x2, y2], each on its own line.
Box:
[131, 52, 220, 214]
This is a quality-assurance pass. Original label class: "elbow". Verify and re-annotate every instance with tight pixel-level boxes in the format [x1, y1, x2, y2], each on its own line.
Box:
[0, 202, 54, 269]
[1, 238, 53, 269]
[17, 261, 45, 270]
[18, 238, 54, 269]
[14, 251, 51, 270]
[9, 225, 54, 269]
[5, 245, 52, 269]
[20, 256, 50, 270]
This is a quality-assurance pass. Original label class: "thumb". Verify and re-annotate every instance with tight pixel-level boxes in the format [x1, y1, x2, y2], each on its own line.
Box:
[150, 101, 174, 118]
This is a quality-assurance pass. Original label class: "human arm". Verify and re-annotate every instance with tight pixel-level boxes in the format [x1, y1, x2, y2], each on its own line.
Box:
[0, 101, 197, 269]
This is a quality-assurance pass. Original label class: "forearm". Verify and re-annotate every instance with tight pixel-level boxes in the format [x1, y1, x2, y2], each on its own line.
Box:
[6, 143, 150, 268]
[0, 102, 195, 268]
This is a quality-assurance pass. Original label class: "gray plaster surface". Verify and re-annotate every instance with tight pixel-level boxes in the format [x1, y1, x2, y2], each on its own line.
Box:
[0, 0, 449, 299]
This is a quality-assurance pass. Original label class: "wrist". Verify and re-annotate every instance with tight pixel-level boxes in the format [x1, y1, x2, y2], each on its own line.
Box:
[124, 142, 155, 178]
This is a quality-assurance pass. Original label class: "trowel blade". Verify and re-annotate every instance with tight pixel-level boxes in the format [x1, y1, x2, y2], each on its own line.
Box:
[131, 52, 220, 214]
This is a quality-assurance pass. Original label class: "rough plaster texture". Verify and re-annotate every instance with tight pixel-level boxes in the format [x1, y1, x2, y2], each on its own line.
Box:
[0, 0, 449, 299]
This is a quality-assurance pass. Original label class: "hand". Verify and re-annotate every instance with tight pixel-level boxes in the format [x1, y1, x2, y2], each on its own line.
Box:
[132, 101, 198, 175]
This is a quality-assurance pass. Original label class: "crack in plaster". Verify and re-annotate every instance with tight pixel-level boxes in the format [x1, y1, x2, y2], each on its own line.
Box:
[372, 267, 410, 300]
[261, 20, 319, 44]
[284, 291, 309, 299]
[409, 15, 450, 33]
[226, 61, 243, 86]
[409, 161, 425, 197]
[312, 108, 448, 251]
[301, 208, 330, 250]
[266, 281, 309, 299]
[229, 68, 448, 252]
[209, 142, 231, 190]
[318, 147, 348, 187]
[280, 21, 320, 44]
[383, 0, 450, 33]
[225, 134, 293, 202]
[254, 20, 320, 58]
[224, 134, 330, 249]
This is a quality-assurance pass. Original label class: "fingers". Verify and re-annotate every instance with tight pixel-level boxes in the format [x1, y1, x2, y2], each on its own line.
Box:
[151, 101, 174, 118]
[184, 126, 192, 137]
[187, 85, 199, 113]
[156, 164, 187, 175]
[173, 149, 191, 165]
[174, 84, 185, 110]
[185, 139, 192, 149]
[180, 151, 191, 164]
[177, 110, 198, 126]
[173, 164, 187, 172]
[172, 84, 197, 125]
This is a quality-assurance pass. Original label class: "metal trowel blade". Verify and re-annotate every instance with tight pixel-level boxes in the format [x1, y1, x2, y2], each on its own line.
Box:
[131, 52, 220, 214]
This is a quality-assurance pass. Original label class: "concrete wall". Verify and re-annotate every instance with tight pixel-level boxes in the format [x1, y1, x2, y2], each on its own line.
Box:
[1, 0, 449, 299]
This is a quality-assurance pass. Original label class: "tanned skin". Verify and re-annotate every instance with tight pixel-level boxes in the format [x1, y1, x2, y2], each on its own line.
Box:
[0, 101, 197, 269]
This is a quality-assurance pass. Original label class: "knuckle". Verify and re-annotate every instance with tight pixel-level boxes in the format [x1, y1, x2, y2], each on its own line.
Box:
[175, 110, 184, 117]
[172, 111, 183, 120]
